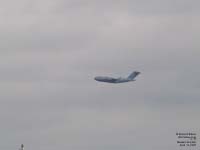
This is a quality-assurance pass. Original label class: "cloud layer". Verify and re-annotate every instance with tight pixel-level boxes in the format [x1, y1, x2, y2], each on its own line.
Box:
[0, 0, 199, 150]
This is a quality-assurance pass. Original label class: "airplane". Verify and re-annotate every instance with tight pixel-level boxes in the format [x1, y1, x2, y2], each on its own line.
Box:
[94, 71, 140, 83]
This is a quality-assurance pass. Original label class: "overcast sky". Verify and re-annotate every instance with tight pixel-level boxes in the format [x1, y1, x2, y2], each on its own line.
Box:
[0, 0, 200, 150]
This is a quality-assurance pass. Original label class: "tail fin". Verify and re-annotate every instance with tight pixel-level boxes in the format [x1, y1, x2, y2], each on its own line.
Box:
[127, 71, 140, 80]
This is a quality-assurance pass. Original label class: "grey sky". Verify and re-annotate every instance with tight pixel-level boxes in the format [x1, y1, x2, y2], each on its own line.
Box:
[0, 0, 199, 150]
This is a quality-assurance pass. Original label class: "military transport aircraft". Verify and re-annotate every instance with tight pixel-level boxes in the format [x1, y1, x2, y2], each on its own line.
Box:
[94, 71, 140, 83]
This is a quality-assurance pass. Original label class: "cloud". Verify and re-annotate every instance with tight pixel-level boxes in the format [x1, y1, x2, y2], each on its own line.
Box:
[0, 0, 199, 150]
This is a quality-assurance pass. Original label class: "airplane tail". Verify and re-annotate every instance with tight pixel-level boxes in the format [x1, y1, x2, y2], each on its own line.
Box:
[127, 71, 140, 80]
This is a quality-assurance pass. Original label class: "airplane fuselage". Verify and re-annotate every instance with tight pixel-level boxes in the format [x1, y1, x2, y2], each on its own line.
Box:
[94, 76, 135, 83]
[94, 71, 140, 83]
